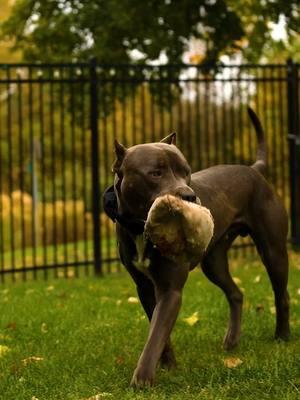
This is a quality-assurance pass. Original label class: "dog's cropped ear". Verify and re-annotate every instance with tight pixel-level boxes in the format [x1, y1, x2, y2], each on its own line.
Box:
[112, 139, 127, 173]
[160, 132, 176, 145]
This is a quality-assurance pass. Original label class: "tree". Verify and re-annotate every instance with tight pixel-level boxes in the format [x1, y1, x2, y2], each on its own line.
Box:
[1, 0, 299, 65]
[1, 0, 244, 64]
[228, 0, 300, 62]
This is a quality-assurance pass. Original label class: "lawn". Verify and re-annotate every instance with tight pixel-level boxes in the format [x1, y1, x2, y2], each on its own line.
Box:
[0, 252, 300, 400]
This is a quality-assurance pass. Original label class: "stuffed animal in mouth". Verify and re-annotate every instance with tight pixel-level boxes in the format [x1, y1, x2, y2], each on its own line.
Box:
[144, 194, 214, 266]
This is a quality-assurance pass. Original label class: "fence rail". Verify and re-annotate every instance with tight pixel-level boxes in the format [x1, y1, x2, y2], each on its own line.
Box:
[0, 61, 299, 282]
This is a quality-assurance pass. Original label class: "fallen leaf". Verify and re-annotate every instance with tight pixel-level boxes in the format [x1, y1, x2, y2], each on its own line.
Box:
[0, 345, 10, 357]
[115, 356, 124, 365]
[270, 306, 276, 315]
[81, 393, 113, 400]
[46, 285, 55, 292]
[254, 275, 261, 283]
[32, 397, 39, 400]
[5, 322, 17, 330]
[297, 288, 300, 296]
[41, 323, 48, 333]
[223, 357, 243, 368]
[127, 297, 139, 304]
[21, 356, 44, 366]
[233, 277, 241, 285]
[183, 312, 199, 326]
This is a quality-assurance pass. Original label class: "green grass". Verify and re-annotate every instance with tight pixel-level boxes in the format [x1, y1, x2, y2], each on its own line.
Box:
[0, 253, 300, 400]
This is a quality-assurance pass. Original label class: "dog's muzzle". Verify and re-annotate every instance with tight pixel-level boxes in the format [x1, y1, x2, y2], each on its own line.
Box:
[174, 186, 197, 203]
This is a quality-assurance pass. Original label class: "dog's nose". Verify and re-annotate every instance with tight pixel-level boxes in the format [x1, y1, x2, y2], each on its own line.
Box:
[181, 193, 197, 203]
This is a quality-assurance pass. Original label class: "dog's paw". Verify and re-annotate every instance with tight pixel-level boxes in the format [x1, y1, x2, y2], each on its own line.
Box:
[130, 366, 155, 388]
[223, 331, 240, 351]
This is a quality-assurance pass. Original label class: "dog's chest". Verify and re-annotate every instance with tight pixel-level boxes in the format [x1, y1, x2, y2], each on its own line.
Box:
[133, 234, 151, 276]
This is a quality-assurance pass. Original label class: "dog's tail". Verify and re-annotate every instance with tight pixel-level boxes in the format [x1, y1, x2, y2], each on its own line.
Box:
[248, 107, 267, 176]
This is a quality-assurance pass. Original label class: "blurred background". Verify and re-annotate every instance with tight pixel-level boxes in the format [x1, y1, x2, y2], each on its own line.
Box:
[0, 0, 299, 281]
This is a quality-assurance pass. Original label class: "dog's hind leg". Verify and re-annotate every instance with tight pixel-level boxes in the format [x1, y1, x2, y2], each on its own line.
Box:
[262, 247, 290, 341]
[202, 239, 243, 350]
[251, 233, 290, 341]
[250, 195, 290, 341]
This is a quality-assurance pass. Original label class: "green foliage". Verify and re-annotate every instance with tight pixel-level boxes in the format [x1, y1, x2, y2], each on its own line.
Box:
[0, 256, 300, 399]
[1, 0, 300, 64]
[228, 0, 300, 62]
[1, 0, 244, 63]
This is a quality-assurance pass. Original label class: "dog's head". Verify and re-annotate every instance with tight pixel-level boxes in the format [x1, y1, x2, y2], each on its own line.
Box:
[112, 133, 197, 219]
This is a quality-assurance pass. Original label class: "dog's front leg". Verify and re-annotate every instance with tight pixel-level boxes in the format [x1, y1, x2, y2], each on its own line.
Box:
[131, 288, 182, 387]
[131, 262, 189, 387]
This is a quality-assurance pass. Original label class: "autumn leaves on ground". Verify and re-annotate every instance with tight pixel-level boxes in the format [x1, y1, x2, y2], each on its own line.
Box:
[0, 253, 300, 400]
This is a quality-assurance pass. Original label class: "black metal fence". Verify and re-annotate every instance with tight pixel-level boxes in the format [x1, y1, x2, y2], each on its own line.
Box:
[0, 61, 299, 282]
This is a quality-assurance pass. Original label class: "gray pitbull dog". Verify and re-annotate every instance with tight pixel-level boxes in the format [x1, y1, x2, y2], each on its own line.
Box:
[104, 107, 289, 387]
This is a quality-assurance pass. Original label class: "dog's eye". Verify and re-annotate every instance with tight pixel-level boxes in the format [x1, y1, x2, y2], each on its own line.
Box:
[149, 170, 162, 177]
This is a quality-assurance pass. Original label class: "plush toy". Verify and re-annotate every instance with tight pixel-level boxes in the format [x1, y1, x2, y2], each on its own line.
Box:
[145, 195, 214, 266]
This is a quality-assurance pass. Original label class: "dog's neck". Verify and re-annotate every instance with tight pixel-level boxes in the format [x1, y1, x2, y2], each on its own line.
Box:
[103, 185, 145, 235]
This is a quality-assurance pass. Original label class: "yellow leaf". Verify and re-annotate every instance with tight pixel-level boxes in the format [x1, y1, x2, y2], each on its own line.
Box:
[254, 275, 261, 283]
[183, 312, 199, 326]
[270, 306, 276, 315]
[21, 356, 44, 366]
[0, 345, 10, 357]
[297, 288, 300, 296]
[46, 285, 55, 292]
[41, 323, 48, 333]
[233, 277, 241, 285]
[127, 297, 139, 304]
[223, 357, 243, 368]
[81, 393, 113, 400]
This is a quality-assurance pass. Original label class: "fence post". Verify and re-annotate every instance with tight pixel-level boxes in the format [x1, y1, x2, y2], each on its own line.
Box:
[287, 59, 300, 247]
[90, 58, 102, 275]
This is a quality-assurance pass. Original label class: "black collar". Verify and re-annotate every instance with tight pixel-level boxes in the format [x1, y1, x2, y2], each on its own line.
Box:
[102, 185, 145, 235]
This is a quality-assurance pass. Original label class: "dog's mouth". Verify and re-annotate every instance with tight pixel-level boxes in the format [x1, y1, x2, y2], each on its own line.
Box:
[180, 194, 198, 203]
[150, 193, 200, 209]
